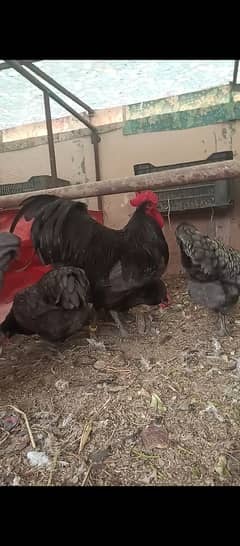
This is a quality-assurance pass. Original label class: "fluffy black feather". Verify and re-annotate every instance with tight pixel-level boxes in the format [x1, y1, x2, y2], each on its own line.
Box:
[0, 266, 92, 342]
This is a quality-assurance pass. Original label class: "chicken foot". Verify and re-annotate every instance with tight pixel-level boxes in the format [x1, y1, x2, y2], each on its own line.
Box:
[109, 310, 128, 338]
[88, 306, 98, 337]
[218, 312, 231, 337]
[135, 309, 152, 335]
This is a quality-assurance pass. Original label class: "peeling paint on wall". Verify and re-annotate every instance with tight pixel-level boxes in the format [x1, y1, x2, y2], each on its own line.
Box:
[123, 101, 240, 135]
[123, 84, 240, 135]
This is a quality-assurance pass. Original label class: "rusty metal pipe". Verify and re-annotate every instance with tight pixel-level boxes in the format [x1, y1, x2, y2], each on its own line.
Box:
[0, 160, 239, 210]
[43, 92, 57, 180]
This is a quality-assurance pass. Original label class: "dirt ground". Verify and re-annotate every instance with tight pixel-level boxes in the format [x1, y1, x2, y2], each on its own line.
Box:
[1, 275, 240, 487]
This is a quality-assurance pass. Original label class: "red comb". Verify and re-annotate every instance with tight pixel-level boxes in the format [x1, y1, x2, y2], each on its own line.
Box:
[130, 191, 158, 208]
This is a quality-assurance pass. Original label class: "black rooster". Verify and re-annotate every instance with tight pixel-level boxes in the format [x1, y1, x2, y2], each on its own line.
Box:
[10, 190, 169, 336]
[0, 232, 20, 288]
[0, 266, 92, 342]
[175, 222, 240, 335]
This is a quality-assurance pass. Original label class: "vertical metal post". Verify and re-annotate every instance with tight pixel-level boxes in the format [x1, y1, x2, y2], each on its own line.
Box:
[233, 60, 239, 85]
[3, 61, 102, 211]
[43, 92, 57, 180]
[91, 132, 102, 211]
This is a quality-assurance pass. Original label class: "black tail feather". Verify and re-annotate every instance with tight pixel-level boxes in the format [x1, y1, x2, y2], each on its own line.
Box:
[10, 195, 59, 233]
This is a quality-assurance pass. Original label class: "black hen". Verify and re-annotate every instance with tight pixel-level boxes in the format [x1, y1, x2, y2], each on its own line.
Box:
[0, 266, 92, 342]
[10, 190, 169, 336]
[175, 223, 240, 335]
[0, 232, 20, 288]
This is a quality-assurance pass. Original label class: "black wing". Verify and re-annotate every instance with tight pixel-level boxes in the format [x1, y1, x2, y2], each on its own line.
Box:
[37, 266, 91, 309]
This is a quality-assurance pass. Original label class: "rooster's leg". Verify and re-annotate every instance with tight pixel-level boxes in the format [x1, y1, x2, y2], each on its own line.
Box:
[89, 307, 98, 337]
[135, 309, 146, 335]
[109, 310, 128, 337]
[0, 332, 10, 355]
[218, 313, 231, 336]
[135, 308, 153, 335]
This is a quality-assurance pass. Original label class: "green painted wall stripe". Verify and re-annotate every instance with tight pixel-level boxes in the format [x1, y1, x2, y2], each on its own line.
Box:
[125, 84, 234, 120]
[123, 101, 240, 135]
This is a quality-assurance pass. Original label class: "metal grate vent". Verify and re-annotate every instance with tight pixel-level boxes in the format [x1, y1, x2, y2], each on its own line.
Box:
[0, 175, 70, 197]
[134, 151, 234, 213]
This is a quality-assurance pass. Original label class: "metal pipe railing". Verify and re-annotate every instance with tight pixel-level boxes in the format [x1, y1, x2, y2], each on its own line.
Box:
[2, 60, 102, 209]
[0, 60, 42, 72]
[0, 159, 239, 209]
[43, 92, 58, 179]
[3, 60, 98, 135]
[25, 62, 94, 115]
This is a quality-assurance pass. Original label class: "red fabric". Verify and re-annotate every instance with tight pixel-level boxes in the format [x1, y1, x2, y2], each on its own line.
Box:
[0, 208, 103, 322]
